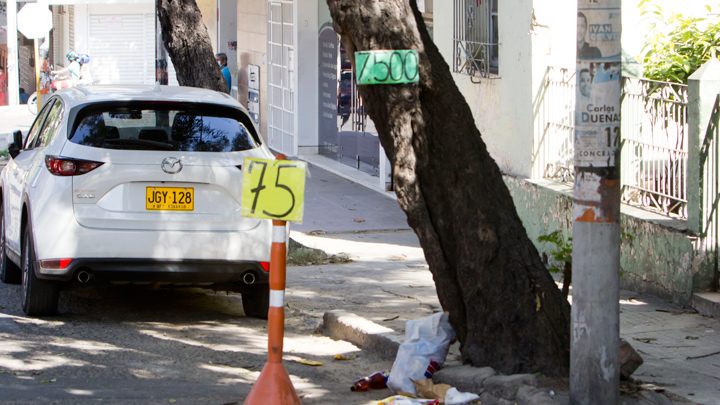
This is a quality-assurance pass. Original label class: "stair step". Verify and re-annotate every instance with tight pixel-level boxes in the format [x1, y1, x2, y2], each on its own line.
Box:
[691, 292, 720, 319]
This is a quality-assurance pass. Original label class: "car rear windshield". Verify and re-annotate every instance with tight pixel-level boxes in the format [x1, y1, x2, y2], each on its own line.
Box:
[69, 102, 261, 152]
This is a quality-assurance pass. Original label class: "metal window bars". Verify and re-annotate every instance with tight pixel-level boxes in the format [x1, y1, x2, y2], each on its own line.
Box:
[453, 0, 500, 80]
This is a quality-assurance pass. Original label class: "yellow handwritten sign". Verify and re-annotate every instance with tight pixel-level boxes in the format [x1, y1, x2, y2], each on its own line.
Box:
[241, 158, 306, 222]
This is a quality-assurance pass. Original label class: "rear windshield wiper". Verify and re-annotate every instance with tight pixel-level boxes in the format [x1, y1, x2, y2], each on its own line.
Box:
[104, 139, 174, 151]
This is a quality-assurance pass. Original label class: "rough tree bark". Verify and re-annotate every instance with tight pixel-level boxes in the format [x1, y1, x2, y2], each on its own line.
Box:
[327, 0, 571, 376]
[156, 0, 229, 93]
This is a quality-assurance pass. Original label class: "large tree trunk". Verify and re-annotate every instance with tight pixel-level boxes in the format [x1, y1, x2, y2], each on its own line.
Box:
[156, 0, 229, 93]
[327, 0, 571, 376]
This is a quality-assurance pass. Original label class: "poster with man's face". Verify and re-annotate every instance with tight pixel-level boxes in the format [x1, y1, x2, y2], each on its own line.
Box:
[575, 60, 620, 168]
[575, 0, 622, 170]
[576, 1, 621, 61]
[574, 0, 622, 223]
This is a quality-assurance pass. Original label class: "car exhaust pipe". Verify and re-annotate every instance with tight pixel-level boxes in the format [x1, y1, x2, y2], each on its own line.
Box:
[77, 271, 92, 283]
[242, 271, 256, 285]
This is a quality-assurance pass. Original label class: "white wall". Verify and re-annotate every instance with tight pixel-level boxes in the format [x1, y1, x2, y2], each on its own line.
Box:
[434, 0, 687, 178]
[196, 0, 217, 52]
[71, 4, 89, 55]
[236, 0, 267, 140]
[218, 0, 237, 79]
[436, 0, 542, 177]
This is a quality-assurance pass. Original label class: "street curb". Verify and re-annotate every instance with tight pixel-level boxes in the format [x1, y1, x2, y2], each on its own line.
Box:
[322, 310, 404, 360]
[322, 311, 564, 404]
[691, 292, 720, 319]
[321, 311, 696, 404]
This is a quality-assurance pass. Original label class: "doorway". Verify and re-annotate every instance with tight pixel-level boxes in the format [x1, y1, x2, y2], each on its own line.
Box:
[267, 1, 296, 156]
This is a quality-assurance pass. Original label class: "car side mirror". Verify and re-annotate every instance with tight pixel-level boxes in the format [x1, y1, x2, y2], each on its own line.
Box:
[8, 130, 23, 159]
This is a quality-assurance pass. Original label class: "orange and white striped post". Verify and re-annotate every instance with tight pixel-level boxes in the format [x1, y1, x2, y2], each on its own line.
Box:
[243, 155, 301, 405]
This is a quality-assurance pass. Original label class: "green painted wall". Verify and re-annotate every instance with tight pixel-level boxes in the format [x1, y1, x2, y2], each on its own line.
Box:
[503, 175, 714, 306]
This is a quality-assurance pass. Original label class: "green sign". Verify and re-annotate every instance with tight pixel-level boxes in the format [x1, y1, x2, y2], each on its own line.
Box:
[355, 50, 419, 85]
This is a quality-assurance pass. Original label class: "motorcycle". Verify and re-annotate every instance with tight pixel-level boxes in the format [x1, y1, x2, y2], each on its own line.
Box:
[28, 69, 98, 115]
[27, 65, 58, 115]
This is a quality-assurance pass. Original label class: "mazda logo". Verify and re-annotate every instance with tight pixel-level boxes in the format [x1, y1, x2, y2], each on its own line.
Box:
[161, 157, 183, 174]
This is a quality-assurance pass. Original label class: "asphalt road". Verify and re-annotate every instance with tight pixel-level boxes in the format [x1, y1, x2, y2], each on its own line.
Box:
[0, 278, 397, 404]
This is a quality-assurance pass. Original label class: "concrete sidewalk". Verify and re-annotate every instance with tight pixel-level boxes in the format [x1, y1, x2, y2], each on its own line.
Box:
[288, 162, 720, 404]
[0, 105, 36, 145]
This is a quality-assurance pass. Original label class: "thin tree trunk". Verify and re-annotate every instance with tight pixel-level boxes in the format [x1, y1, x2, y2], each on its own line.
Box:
[327, 0, 571, 376]
[156, 0, 228, 93]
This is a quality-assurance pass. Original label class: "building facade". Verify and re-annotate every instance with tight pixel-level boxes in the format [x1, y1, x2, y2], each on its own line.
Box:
[230, 0, 718, 304]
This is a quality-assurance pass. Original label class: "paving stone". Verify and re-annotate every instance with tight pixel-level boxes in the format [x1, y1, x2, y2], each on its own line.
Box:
[479, 392, 500, 405]
[638, 390, 674, 405]
[482, 374, 537, 401]
[620, 338, 644, 380]
[516, 384, 557, 404]
[478, 392, 515, 405]
[433, 365, 497, 393]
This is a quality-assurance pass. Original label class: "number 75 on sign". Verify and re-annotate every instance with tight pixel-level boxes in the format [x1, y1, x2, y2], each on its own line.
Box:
[241, 158, 307, 223]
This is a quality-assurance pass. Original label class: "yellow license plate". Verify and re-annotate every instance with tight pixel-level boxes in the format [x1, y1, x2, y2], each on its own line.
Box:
[146, 187, 194, 211]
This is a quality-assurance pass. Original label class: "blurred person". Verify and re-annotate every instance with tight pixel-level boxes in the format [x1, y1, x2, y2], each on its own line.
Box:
[51, 51, 82, 88]
[19, 88, 30, 105]
[0, 66, 6, 106]
[216, 53, 231, 92]
[77, 53, 94, 85]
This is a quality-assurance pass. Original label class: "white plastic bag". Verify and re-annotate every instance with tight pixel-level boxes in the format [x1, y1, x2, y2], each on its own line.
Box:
[445, 387, 481, 404]
[387, 312, 456, 395]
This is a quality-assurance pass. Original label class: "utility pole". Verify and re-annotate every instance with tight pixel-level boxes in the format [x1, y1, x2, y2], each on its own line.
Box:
[571, 0, 622, 403]
[6, 0, 20, 105]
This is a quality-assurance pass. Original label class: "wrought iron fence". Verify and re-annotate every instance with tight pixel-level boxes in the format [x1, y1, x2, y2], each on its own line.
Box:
[533, 67, 576, 182]
[533, 67, 689, 218]
[620, 140, 687, 217]
[621, 78, 688, 218]
[699, 94, 720, 265]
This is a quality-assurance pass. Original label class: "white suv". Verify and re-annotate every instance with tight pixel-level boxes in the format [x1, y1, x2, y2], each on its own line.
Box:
[0, 85, 275, 318]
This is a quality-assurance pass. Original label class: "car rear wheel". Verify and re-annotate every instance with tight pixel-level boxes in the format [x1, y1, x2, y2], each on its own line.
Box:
[242, 284, 270, 319]
[0, 206, 21, 284]
[21, 224, 60, 316]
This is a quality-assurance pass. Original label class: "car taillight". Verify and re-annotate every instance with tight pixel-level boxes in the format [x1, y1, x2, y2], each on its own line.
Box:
[45, 156, 103, 176]
[260, 262, 270, 272]
[40, 259, 73, 269]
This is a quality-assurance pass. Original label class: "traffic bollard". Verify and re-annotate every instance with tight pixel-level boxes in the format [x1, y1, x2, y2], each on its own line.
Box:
[243, 154, 301, 405]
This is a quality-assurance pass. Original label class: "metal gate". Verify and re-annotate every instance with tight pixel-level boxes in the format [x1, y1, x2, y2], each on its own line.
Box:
[267, 1, 296, 155]
[88, 13, 147, 84]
